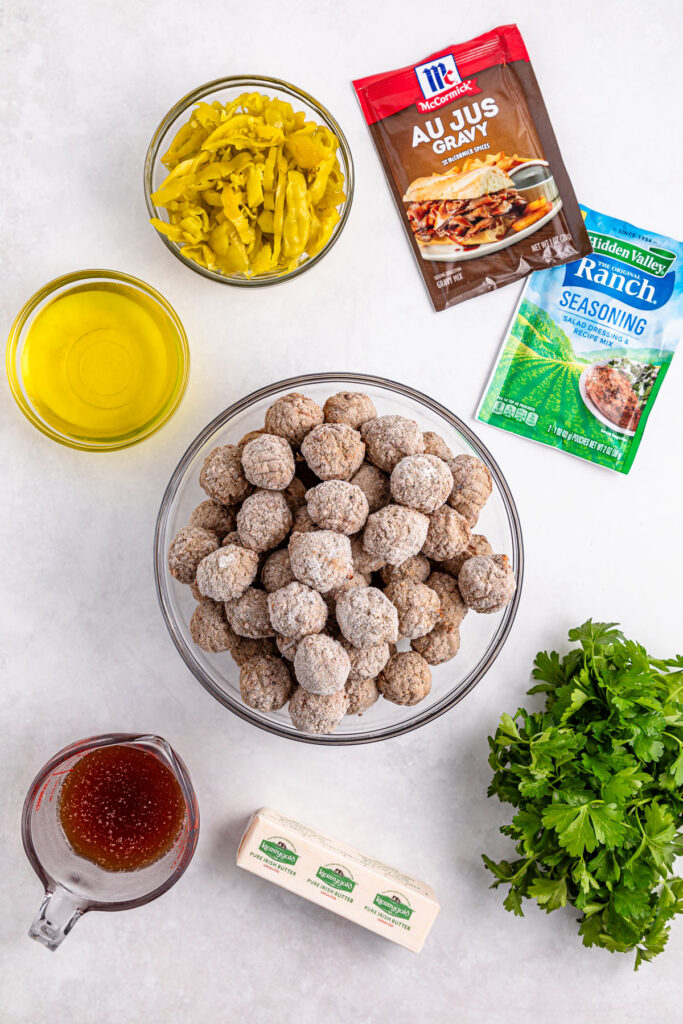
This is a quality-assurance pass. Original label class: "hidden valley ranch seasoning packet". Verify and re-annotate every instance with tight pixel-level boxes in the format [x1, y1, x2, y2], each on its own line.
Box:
[477, 206, 683, 473]
[353, 25, 590, 311]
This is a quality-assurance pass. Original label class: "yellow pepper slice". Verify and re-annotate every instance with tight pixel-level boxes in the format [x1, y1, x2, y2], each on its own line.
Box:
[282, 170, 311, 261]
[272, 150, 288, 260]
[246, 164, 264, 208]
[222, 189, 254, 246]
[149, 92, 345, 277]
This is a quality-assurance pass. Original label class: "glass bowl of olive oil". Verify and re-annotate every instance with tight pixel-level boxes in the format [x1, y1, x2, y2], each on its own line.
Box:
[6, 270, 189, 451]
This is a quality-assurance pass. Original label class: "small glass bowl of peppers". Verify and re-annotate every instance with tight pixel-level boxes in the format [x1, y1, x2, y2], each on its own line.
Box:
[144, 76, 354, 286]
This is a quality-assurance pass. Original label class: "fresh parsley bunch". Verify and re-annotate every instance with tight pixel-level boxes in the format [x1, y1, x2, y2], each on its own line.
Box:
[483, 621, 683, 968]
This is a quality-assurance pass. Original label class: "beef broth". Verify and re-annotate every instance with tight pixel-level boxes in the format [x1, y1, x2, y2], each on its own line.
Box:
[58, 745, 185, 872]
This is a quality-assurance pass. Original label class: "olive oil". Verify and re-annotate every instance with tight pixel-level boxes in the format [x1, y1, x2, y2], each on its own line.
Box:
[21, 280, 185, 445]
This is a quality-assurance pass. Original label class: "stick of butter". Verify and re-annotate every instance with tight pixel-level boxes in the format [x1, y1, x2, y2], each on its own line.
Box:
[236, 807, 440, 953]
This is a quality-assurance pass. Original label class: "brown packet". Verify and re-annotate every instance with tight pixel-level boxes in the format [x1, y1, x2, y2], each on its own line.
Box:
[353, 25, 591, 311]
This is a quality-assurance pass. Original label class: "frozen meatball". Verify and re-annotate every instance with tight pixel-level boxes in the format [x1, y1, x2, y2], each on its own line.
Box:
[276, 635, 298, 662]
[265, 392, 324, 446]
[240, 655, 292, 712]
[168, 526, 219, 584]
[422, 506, 471, 561]
[336, 587, 399, 649]
[323, 392, 377, 429]
[345, 676, 380, 715]
[225, 588, 275, 639]
[301, 423, 365, 481]
[267, 581, 328, 639]
[221, 530, 241, 547]
[391, 455, 453, 514]
[238, 429, 266, 449]
[378, 652, 432, 706]
[189, 600, 233, 652]
[291, 506, 319, 534]
[195, 544, 258, 601]
[289, 687, 348, 734]
[294, 634, 351, 695]
[237, 491, 292, 552]
[229, 634, 277, 668]
[199, 445, 253, 505]
[442, 534, 494, 577]
[289, 531, 353, 593]
[380, 554, 430, 585]
[340, 639, 390, 682]
[306, 480, 369, 534]
[329, 570, 370, 602]
[191, 577, 211, 603]
[189, 500, 236, 541]
[361, 415, 424, 472]
[350, 535, 385, 575]
[458, 554, 516, 613]
[383, 581, 441, 640]
[241, 434, 295, 491]
[447, 454, 493, 526]
[422, 431, 454, 462]
[426, 571, 467, 627]
[363, 505, 429, 566]
[411, 620, 461, 665]
[350, 462, 391, 513]
[281, 476, 307, 512]
[261, 549, 295, 593]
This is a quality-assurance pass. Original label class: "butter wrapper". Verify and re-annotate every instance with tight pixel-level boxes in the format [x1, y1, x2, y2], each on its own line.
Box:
[236, 807, 439, 953]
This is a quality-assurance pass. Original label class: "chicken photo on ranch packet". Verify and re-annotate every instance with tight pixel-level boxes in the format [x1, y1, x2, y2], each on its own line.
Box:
[353, 24, 591, 311]
[477, 206, 683, 474]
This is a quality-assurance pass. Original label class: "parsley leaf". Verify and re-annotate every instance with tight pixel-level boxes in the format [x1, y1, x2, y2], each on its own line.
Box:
[528, 876, 568, 911]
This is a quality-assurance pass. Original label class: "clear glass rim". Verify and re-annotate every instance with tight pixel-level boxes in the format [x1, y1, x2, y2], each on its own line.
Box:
[21, 732, 200, 912]
[143, 75, 355, 287]
[154, 372, 524, 745]
[6, 269, 190, 452]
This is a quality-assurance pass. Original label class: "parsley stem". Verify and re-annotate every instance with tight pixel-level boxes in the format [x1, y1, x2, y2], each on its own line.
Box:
[623, 809, 647, 870]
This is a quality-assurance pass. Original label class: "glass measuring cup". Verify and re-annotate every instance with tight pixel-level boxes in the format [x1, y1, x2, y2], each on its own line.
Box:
[21, 733, 199, 950]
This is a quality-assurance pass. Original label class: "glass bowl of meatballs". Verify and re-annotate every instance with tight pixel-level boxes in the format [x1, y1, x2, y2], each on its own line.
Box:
[155, 373, 523, 745]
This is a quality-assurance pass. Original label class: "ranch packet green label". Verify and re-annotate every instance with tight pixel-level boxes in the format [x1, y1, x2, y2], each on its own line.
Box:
[477, 205, 683, 473]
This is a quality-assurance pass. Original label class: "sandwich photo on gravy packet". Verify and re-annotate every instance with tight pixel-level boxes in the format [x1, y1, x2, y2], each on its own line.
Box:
[404, 163, 529, 250]
[353, 25, 591, 311]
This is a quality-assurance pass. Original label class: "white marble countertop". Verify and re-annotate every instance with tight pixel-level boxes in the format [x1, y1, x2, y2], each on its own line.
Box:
[2, 1, 682, 1020]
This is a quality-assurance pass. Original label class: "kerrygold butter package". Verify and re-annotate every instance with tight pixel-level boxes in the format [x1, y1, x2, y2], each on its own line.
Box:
[237, 808, 440, 953]
[477, 206, 683, 473]
[353, 25, 590, 311]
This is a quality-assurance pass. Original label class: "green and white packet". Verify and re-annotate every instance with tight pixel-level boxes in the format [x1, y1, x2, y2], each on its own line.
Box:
[477, 205, 683, 473]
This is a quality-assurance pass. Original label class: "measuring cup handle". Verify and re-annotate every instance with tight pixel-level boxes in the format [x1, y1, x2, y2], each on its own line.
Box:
[29, 887, 86, 951]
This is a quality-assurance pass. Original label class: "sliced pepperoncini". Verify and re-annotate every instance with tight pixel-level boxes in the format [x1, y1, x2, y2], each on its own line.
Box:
[150, 91, 345, 277]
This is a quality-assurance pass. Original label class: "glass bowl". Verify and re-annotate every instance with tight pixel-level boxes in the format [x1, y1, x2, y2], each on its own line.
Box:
[6, 270, 189, 452]
[144, 76, 354, 286]
[154, 374, 524, 745]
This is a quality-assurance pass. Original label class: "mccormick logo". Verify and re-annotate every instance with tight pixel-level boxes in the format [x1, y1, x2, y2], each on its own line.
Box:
[373, 890, 414, 920]
[259, 837, 299, 866]
[316, 864, 356, 893]
[414, 54, 480, 112]
[415, 54, 462, 98]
